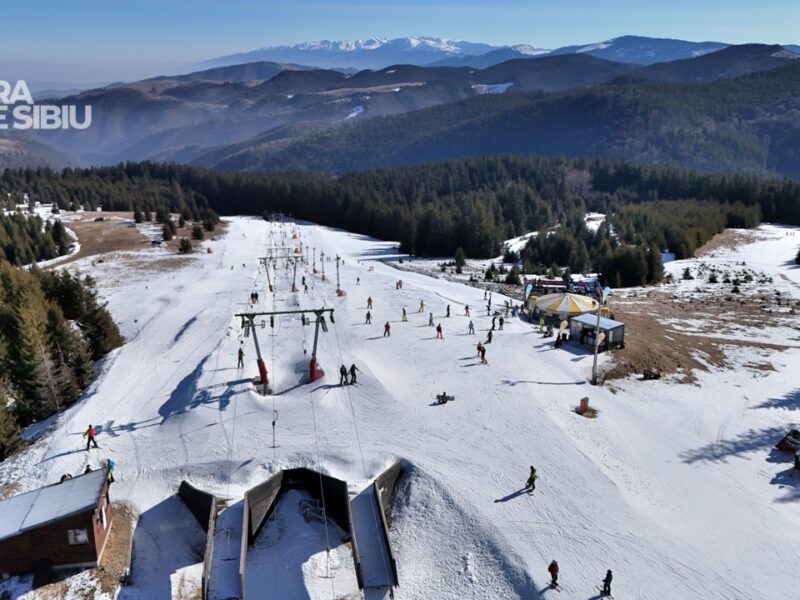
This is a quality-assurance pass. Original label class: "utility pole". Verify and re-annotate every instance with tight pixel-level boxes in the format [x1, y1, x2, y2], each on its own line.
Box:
[271, 410, 279, 448]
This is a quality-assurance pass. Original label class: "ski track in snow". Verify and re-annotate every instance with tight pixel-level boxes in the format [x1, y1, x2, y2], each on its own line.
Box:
[1, 218, 799, 599]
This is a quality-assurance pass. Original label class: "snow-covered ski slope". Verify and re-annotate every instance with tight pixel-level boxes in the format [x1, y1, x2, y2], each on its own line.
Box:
[2, 217, 800, 599]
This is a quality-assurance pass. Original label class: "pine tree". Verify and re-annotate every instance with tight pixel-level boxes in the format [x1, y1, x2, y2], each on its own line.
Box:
[163, 224, 174, 241]
[133, 208, 143, 223]
[191, 224, 205, 240]
[178, 238, 193, 254]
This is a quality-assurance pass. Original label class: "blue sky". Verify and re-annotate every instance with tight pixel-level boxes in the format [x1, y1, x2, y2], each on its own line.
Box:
[2, 0, 798, 83]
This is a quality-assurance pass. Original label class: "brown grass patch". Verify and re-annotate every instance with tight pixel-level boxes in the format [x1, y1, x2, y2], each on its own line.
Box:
[53, 213, 148, 267]
[95, 501, 136, 596]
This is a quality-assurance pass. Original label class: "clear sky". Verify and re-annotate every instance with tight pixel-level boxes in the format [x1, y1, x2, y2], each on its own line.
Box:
[2, 0, 798, 84]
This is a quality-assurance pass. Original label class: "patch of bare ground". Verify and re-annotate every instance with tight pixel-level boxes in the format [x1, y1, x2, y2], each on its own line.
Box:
[52, 212, 149, 267]
[94, 501, 136, 596]
[603, 287, 800, 383]
[696, 228, 771, 256]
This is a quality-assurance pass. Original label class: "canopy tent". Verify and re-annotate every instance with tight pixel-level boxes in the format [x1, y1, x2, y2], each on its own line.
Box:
[534, 292, 599, 316]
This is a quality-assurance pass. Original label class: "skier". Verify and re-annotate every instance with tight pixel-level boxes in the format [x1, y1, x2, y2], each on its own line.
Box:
[255, 292, 259, 303]
[483, 290, 487, 300]
[602, 569, 613, 596]
[464, 305, 470, 316]
[339, 364, 348, 385]
[526, 466, 537, 490]
[419, 300, 425, 313]
[491, 316, 497, 330]
[402, 308, 408, 322]
[83, 424, 99, 450]
[479, 344, 487, 364]
[476, 341, 483, 357]
[446, 305, 451, 317]
[367, 297, 373, 309]
[435, 323, 443, 339]
[383, 322, 391, 337]
[485, 330, 493, 344]
[365, 311, 372, 324]
[304, 283, 309, 294]
[356, 277, 360, 285]
[499, 316, 504, 331]
[468, 320, 475, 334]
[486, 304, 491, 316]
[237, 347, 245, 368]
[429, 312, 434, 326]
[548, 560, 559, 588]
[349, 364, 359, 385]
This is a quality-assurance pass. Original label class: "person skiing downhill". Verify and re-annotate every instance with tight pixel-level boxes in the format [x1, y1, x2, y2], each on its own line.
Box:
[435, 324, 443, 339]
[419, 300, 425, 313]
[548, 560, 559, 588]
[402, 308, 408, 322]
[428, 312, 434, 326]
[526, 466, 537, 490]
[602, 570, 613, 596]
[365, 311, 372, 324]
[485, 330, 493, 344]
[479, 344, 487, 364]
[446, 305, 451, 317]
[339, 364, 348, 385]
[464, 305, 470, 316]
[468, 320, 475, 334]
[237, 347, 244, 368]
[349, 364, 359, 384]
[367, 297, 373, 309]
[383, 322, 391, 337]
[83, 424, 99, 450]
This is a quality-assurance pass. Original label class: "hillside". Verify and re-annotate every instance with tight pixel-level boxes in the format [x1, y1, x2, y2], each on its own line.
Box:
[202, 63, 800, 177]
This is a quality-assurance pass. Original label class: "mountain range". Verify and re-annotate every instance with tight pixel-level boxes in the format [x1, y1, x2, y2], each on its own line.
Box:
[6, 39, 800, 180]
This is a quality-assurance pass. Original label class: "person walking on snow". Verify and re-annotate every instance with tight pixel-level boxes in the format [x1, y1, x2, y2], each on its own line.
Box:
[339, 364, 348, 385]
[365, 311, 372, 324]
[464, 305, 470, 316]
[428, 312, 434, 326]
[526, 466, 537, 490]
[383, 322, 391, 337]
[479, 344, 487, 364]
[419, 300, 425, 313]
[402, 308, 408, 322]
[468, 320, 475, 334]
[435, 324, 443, 339]
[548, 560, 559, 588]
[485, 330, 493, 344]
[237, 347, 245, 368]
[349, 364, 359, 384]
[602, 570, 613, 596]
[83, 424, 99, 450]
[367, 297, 373, 309]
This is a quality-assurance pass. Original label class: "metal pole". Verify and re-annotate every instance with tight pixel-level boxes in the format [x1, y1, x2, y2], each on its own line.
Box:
[271, 410, 278, 448]
[309, 311, 323, 381]
[336, 255, 341, 291]
[248, 316, 269, 387]
[292, 259, 298, 292]
[591, 305, 602, 385]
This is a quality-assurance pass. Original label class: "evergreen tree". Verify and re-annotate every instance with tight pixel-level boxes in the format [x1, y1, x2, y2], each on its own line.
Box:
[178, 238, 193, 254]
[191, 224, 205, 240]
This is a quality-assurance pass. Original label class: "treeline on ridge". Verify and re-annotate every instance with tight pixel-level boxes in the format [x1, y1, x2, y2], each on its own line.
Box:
[0, 265, 123, 459]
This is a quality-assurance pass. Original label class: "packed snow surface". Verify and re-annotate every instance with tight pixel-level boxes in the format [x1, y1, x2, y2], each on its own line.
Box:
[1, 218, 799, 599]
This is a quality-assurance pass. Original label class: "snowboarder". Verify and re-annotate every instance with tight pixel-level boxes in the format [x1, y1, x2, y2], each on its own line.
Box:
[83, 424, 99, 450]
[499, 316, 504, 330]
[419, 300, 425, 313]
[367, 297, 373, 309]
[435, 323, 443, 339]
[340, 364, 348, 385]
[526, 466, 537, 490]
[402, 308, 408, 322]
[464, 305, 470, 316]
[468, 320, 475, 334]
[446, 305, 451, 317]
[428, 312, 434, 326]
[365, 311, 372, 324]
[383, 322, 391, 337]
[602, 569, 613, 596]
[548, 560, 559, 588]
[485, 330, 493, 344]
[237, 347, 245, 368]
[349, 364, 359, 384]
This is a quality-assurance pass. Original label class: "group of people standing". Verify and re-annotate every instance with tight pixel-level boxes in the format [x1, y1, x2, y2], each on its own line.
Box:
[547, 560, 613, 596]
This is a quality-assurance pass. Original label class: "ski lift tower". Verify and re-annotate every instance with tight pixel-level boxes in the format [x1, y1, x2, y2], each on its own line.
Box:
[320, 251, 327, 281]
[236, 307, 335, 390]
[335, 254, 346, 297]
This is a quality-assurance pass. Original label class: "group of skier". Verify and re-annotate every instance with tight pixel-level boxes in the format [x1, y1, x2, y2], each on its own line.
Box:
[339, 363, 359, 385]
[547, 560, 613, 597]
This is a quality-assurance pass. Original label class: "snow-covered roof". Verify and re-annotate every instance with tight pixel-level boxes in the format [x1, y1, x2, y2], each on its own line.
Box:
[0, 469, 107, 542]
[571, 313, 625, 331]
